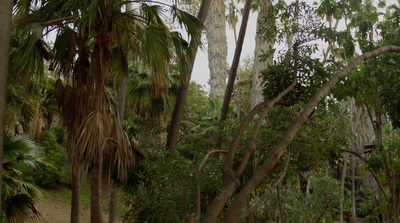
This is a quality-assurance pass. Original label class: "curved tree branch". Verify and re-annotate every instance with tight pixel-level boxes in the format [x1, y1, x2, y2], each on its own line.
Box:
[235, 78, 297, 177]
[234, 150, 291, 223]
[219, 46, 400, 222]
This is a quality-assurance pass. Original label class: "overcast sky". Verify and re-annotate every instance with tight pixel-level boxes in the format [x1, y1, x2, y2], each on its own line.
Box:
[191, 0, 398, 89]
[191, 11, 258, 89]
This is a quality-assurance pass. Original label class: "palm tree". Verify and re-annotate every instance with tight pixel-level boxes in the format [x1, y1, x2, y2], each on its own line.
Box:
[13, 0, 202, 221]
[2, 133, 44, 223]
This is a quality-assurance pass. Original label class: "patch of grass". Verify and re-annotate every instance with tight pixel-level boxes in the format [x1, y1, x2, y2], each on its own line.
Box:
[39, 178, 128, 213]
[40, 185, 71, 202]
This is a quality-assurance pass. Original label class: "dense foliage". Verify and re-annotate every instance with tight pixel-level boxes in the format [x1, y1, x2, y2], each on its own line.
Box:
[1, 0, 400, 222]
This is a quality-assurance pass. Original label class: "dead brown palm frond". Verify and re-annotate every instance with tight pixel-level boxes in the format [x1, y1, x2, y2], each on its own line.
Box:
[63, 85, 90, 131]
[69, 111, 113, 167]
[54, 78, 65, 108]
[104, 119, 135, 183]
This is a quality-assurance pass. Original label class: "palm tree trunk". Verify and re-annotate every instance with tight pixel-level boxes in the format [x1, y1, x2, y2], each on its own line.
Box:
[109, 182, 119, 223]
[91, 160, 103, 223]
[109, 34, 129, 223]
[71, 164, 80, 223]
[166, 0, 212, 153]
[0, 0, 14, 218]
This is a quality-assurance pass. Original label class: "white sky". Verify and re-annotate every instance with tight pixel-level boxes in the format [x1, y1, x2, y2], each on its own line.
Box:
[191, 0, 399, 88]
[191, 11, 258, 88]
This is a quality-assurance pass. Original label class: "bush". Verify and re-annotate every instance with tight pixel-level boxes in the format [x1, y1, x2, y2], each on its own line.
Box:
[33, 131, 67, 188]
[33, 166, 62, 188]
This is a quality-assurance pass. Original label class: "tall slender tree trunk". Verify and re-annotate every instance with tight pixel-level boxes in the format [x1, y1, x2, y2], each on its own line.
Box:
[250, 0, 274, 109]
[91, 161, 103, 223]
[351, 154, 357, 220]
[71, 164, 80, 223]
[277, 185, 284, 223]
[206, 0, 228, 101]
[108, 3, 132, 222]
[0, 0, 13, 219]
[369, 108, 392, 223]
[166, 0, 212, 153]
[340, 153, 349, 223]
[108, 63, 127, 223]
[109, 183, 119, 223]
[215, 0, 252, 149]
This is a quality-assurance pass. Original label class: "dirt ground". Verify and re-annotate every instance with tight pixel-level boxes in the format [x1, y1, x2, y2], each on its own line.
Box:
[37, 197, 123, 223]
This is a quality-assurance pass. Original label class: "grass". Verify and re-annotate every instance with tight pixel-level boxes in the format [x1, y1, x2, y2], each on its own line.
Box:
[39, 177, 129, 213]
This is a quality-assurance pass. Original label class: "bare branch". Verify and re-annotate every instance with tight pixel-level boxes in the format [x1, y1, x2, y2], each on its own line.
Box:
[340, 148, 390, 203]
[198, 150, 229, 172]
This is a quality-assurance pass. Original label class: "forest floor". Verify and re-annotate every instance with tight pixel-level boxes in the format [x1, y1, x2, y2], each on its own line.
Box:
[36, 183, 125, 223]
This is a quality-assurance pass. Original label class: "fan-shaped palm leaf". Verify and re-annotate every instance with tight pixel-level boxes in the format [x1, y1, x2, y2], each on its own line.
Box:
[3, 134, 44, 169]
[2, 133, 43, 223]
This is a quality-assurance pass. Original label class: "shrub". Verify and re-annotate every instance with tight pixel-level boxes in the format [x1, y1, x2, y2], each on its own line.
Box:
[33, 131, 67, 188]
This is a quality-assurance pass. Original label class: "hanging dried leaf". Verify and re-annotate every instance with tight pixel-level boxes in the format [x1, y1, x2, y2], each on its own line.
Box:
[69, 111, 113, 167]
[104, 120, 135, 183]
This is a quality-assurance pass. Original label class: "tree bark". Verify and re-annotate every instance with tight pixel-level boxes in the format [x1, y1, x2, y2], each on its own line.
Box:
[71, 164, 80, 223]
[340, 153, 349, 223]
[166, 0, 212, 153]
[206, 0, 228, 101]
[202, 77, 296, 223]
[251, 0, 274, 109]
[216, 0, 252, 149]
[91, 161, 103, 223]
[351, 154, 357, 220]
[201, 46, 400, 222]
[109, 182, 119, 223]
[109, 3, 131, 221]
[0, 0, 13, 219]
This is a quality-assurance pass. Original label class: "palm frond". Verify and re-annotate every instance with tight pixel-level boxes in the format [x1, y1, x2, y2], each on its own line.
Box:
[105, 120, 134, 183]
[171, 5, 203, 46]
[134, 24, 173, 92]
[53, 27, 78, 74]
[3, 193, 42, 223]
[3, 134, 44, 169]
[2, 133, 43, 223]
[70, 111, 113, 166]
[9, 32, 46, 83]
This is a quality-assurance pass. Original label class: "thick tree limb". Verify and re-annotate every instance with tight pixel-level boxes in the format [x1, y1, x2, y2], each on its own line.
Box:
[191, 150, 230, 223]
[201, 78, 296, 223]
[235, 79, 297, 177]
[218, 46, 400, 222]
[234, 150, 291, 223]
